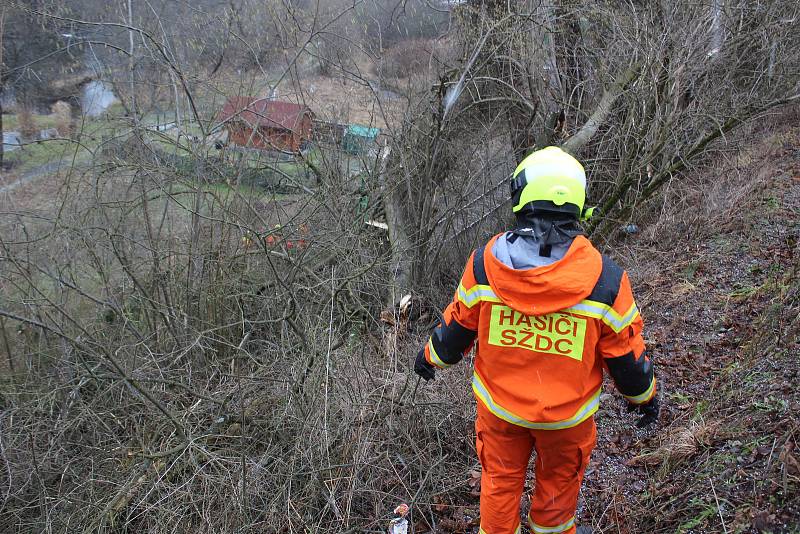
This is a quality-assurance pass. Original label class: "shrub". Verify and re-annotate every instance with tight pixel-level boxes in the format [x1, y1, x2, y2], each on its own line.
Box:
[51, 101, 72, 138]
[17, 106, 38, 139]
[381, 39, 435, 80]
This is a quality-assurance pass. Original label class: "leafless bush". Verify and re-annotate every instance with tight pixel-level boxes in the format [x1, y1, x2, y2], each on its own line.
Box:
[16, 106, 37, 139]
[1, 1, 799, 532]
[50, 101, 71, 137]
[380, 39, 437, 80]
[0, 4, 467, 525]
[0, 140, 473, 530]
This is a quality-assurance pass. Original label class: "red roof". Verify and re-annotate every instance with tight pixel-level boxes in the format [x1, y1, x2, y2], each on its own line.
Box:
[218, 97, 313, 132]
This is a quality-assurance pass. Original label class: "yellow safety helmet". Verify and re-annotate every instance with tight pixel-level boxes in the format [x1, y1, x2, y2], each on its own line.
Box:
[510, 146, 596, 220]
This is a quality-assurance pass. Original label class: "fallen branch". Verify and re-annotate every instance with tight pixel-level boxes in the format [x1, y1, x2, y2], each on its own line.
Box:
[590, 92, 800, 235]
[561, 64, 640, 156]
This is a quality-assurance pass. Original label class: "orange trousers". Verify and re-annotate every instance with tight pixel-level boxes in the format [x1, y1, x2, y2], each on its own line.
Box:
[475, 402, 596, 534]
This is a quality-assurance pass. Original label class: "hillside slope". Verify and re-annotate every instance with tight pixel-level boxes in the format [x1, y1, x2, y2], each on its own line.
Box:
[582, 114, 800, 533]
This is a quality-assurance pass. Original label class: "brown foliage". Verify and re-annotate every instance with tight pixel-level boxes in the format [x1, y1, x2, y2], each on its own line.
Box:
[381, 39, 436, 80]
[17, 106, 38, 139]
[50, 101, 72, 137]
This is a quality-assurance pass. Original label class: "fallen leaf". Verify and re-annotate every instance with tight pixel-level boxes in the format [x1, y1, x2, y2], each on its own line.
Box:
[780, 442, 800, 476]
[380, 310, 395, 325]
[439, 518, 470, 533]
[468, 469, 481, 488]
[752, 510, 774, 532]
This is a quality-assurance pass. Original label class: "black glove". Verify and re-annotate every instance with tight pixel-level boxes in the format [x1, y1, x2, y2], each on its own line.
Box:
[414, 348, 435, 381]
[627, 397, 659, 428]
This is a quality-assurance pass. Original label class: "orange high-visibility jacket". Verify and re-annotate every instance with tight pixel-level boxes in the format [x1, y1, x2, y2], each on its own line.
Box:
[424, 234, 656, 429]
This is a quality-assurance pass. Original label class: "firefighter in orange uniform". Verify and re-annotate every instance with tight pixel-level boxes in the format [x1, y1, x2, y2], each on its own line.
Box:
[415, 147, 658, 534]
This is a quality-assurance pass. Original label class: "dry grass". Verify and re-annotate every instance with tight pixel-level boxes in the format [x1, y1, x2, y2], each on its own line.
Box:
[628, 420, 724, 467]
[272, 74, 405, 130]
[50, 101, 72, 138]
[16, 107, 38, 139]
[0, 138, 478, 533]
[582, 108, 800, 533]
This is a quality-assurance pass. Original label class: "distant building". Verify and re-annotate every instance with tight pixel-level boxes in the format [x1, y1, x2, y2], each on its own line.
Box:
[218, 97, 314, 153]
[311, 119, 347, 147]
[342, 125, 380, 155]
[311, 120, 381, 155]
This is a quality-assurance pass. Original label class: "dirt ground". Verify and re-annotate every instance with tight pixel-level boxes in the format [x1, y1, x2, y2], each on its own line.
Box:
[276, 74, 405, 130]
[582, 117, 800, 533]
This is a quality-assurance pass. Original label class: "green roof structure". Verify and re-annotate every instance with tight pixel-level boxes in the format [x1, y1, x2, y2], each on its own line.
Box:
[342, 124, 380, 154]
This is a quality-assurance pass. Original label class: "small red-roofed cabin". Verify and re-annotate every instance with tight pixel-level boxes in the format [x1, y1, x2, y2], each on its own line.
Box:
[218, 97, 314, 153]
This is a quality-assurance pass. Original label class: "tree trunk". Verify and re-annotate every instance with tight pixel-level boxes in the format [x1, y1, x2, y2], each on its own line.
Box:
[529, 1, 563, 148]
[127, 0, 137, 118]
[0, 7, 6, 170]
[561, 65, 640, 156]
[378, 144, 412, 309]
[0, 96, 4, 169]
[709, 0, 724, 57]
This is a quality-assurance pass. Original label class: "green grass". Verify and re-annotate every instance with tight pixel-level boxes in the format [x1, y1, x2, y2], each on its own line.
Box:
[764, 195, 780, 211]
[694, 399, 711, 417]
[4, 109, 319, 197]
[4, 139, 81, 174]
[670, 391, 691, 404]
[74, 116, 130, 148]
[3, 113, 121, 174]
[2, 113, 60, 132]
[202, 181, 264, 197]
[681, 260, 703, 281]
[171, 180, 274, 200]
[728, 283, 760, 299]
[676, 499, 718, 533]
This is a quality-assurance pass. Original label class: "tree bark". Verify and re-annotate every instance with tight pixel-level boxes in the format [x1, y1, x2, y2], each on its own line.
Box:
[530, 1, 563, 149]
[378, 144, 412, 308]
[127, 0, 137, 118]
[0, 95, 4, 169]
[561, 65, 639, 156]
[0, 7, 6, 169]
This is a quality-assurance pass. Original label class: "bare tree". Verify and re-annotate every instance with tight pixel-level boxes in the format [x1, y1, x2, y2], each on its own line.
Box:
[0, 1, 798, 532]
[376, 0, 800, 298]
